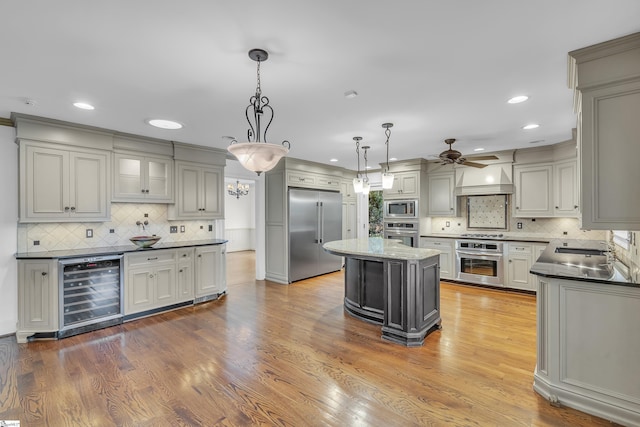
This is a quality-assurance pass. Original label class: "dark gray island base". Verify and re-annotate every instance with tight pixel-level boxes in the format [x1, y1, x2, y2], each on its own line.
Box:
[324, 238, 442, 347]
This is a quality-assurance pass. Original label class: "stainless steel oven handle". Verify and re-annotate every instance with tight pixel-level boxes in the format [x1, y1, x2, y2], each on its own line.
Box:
[456, 250, 503, 258]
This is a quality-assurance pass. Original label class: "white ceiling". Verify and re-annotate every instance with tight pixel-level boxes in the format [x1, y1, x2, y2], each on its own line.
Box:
[2, 1, 639, 172]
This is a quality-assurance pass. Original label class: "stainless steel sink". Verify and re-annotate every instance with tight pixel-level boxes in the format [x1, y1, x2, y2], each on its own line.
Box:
[554, 247, 608, 256]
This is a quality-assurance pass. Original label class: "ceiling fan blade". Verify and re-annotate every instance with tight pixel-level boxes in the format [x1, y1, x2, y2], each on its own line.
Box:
[461, 161, 488, 168]
[467, 155, 499, 161]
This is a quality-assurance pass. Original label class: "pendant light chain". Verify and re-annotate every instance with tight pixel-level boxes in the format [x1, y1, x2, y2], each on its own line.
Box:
[384, 125, 391, 173]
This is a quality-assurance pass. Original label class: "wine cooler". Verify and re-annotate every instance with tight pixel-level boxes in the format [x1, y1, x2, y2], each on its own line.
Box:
[58, 255, 124, 338]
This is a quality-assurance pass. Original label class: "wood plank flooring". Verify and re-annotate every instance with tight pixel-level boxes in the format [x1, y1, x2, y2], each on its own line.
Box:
[0, 250, 616, 426]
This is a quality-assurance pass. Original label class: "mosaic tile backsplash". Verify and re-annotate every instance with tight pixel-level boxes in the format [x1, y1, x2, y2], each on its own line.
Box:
[18, 203, 220, 253]
[428, 195, 606, 240]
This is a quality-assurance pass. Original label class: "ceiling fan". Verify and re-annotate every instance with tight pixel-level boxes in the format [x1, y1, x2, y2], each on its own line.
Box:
[438, 138, 498, 168]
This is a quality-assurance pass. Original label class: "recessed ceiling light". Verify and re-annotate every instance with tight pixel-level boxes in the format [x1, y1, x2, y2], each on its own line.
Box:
[522, 123, 539, 130]
[329, 158, 338, 162]
[147, 119, 183, 129]
[73, 102, 95, 110]
[473, 148, 485, 152]
[344, 90, 358, 99]
[365, 166, 372, 169]
[389, 157, 397, 161]
[508, 95, 529, 104]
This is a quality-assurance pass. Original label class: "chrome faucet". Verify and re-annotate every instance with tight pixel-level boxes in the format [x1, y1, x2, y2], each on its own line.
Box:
[136, 220, 149, 231]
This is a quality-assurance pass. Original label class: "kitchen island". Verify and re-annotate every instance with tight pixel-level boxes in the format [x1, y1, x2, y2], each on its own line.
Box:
[530, 239, 640, 426]
[323, 238, 441, 347]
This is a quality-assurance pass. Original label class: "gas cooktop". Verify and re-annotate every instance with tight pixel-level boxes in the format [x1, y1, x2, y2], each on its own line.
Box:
[459, 233, 505, 239]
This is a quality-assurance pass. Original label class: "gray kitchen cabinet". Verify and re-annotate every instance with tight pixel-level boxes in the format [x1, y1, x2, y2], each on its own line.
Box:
[20, 142, 110, 222]
[176, 248, 195, 303]
[169, 161, 224, 219]
[125, 249, 177, 316]
[553, 160, 579, 217]
[195, 244, 226, 301]
[383, 171, 419, 199]
[513, 164, 553, 217]
[342, 199, 357, 240]
[17, 260, 58, 343]
[505, 242, 534, 291]
[113, 153, 173, 202]
[569, 33, 640, 230]
[420, 237, 454, 280]
[427, 172, 458, 217]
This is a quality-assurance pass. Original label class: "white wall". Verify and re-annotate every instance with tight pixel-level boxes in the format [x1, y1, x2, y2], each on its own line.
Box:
[0, 126, 18, 335]
[224, 179, 256, 252]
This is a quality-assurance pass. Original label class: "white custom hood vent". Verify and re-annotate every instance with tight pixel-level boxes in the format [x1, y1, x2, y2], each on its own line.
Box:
[454, 162, 514, 196]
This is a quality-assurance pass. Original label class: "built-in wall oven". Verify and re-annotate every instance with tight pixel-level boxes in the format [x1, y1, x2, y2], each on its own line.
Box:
[383, 199, 418, 219]
[383, 221, 419, 248]
[58, 255, 124, 338]
[455, 240, 504, 286]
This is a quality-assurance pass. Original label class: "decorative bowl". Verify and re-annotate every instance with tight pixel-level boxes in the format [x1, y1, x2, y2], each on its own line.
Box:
[130, 235, 161, 248]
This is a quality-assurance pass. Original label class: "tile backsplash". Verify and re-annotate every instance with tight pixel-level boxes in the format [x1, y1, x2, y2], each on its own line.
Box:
[426, 195, 606, 241]
[18, 203, 221, 253]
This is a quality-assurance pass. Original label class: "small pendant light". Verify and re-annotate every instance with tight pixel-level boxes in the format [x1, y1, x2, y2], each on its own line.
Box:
[381, 123, 395, 189]
[352, 136, 364, 193]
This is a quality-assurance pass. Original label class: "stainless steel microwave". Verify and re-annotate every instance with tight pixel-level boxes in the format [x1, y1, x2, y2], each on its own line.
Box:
[383, 199, 418, 219]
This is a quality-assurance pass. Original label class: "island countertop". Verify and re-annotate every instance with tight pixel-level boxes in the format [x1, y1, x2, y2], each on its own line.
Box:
[323, 237, 441, 261]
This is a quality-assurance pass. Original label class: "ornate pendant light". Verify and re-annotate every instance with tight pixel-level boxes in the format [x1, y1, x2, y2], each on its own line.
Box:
[381, 123, 395, 189]
[227, 49, 290, 175]
[352, 136, 364, 193]
[227, 180, 250, 199]
[361, 145, 371, 195]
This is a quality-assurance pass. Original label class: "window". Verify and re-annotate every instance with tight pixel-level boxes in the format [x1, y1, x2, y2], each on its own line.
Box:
[369, 190, 383, 237]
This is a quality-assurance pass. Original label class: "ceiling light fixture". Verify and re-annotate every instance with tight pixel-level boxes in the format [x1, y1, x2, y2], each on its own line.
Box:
[352, 136, 364, 193]
[508, 95, 529, 104]
[73, 102, 95, 110]
[147, 119, 183, 129]
[473, 147, 485, 152]
[227, 48, 290, 175]
[381, 123, 395, 189]
[227, 180, 250, 199]
[329, 158, 338, 162]
[344, 90, 358, 99]
[362, 145, 371, 195]
[523, 123, 540, 130]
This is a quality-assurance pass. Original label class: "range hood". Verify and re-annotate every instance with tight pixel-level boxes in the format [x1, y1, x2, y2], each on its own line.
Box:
[454, 163, 514, 196]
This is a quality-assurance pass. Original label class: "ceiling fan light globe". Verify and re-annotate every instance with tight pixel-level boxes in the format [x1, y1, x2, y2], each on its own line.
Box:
[381, 172, 394, 189]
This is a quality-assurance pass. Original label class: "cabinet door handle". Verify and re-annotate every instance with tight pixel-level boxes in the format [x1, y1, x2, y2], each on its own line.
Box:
[70, 207, 76, 211]
[149, 274, 154, 278]
[41, 272, 47, 276]
[509, 260, 512, 263]
[179, 269, 183, 273]
[147, 257, 158, 261]
[141, 189, 146, 193]
[64, 206, 70, 212]
[555, 206, 559, 209]
[516, 207, 520, 209]
[198, 254, 202, 257]
[574, 205, 578, 209]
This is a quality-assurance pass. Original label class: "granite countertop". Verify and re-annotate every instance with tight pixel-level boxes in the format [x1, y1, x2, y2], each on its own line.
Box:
[323, 237, 441, 261]
[530, 239, 639, 287]
[15, 239, 228, 260]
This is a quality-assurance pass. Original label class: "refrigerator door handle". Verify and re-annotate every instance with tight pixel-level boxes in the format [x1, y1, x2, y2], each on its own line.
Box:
[314, 202, 321, 243]
[319, 202, 324, 243]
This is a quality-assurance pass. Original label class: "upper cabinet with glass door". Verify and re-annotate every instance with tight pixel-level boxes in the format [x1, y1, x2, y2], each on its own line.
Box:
[113, 153, 173, 202]
[112, 135, 174, 203]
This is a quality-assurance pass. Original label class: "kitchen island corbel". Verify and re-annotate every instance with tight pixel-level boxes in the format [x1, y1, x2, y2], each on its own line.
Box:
[323, 238, 441, 347]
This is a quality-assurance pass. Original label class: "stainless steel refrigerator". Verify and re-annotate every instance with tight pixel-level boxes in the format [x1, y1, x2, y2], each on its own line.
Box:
[288, 188, 343, 282]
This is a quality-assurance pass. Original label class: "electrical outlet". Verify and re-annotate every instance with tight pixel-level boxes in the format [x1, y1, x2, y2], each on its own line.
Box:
[516, 222, 522, 229]
[200, 226, 203, 229]
[180, 225, 185, 233]
[144, 213, 149, 217]
[34, 240, 40, 246]
[170, 226, 178, 233]
[446, 221, 450, 227]
[208, 225, 213, 232]
[86, 229, 93, 238]
[109, 229, 115, 233]
[563, 231, 568, 235]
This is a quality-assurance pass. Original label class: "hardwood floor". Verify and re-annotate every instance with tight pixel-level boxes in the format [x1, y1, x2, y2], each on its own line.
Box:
[0, 250, 615, 426]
